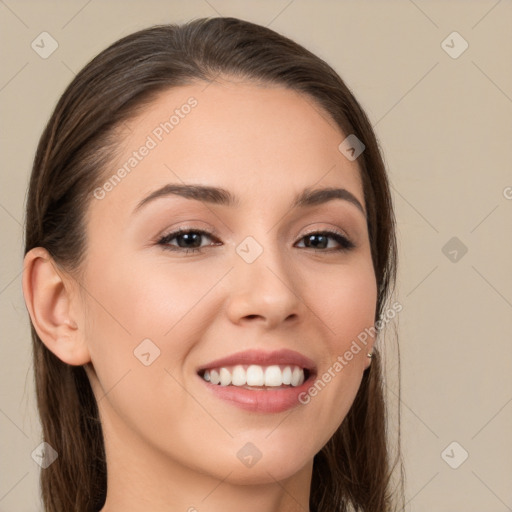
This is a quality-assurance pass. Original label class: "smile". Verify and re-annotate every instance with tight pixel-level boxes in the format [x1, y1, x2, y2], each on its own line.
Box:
[196, 348, 317, 412]
[199, 364, 309, 388]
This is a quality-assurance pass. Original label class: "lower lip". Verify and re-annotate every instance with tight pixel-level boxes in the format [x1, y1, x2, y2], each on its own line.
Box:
[198, 374, 315, 413]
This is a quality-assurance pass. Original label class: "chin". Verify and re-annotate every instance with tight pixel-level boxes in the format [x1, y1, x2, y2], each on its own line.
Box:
[205, 444, 313, 485]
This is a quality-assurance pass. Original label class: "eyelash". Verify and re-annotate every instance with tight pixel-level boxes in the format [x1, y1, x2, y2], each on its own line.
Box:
[156, 227, 355, 254]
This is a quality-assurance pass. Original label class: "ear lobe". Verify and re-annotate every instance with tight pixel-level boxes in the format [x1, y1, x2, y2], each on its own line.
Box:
[22, 247, 91, 366]
[364, 342, 375, 370]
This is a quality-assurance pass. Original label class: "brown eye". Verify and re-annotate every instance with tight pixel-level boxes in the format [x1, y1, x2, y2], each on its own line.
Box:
[158, 228, 218, 253]
[296, 230, 355, 251]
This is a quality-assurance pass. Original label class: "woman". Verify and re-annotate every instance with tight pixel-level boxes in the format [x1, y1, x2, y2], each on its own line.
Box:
[22, 17, 401, 512]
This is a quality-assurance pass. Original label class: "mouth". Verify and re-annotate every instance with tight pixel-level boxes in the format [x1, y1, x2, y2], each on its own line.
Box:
[195, 348, 317, 412]
[197, 364, 313, 390]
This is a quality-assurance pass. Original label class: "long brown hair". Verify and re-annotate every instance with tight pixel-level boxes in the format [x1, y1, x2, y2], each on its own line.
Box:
[24, 17, 402, 511]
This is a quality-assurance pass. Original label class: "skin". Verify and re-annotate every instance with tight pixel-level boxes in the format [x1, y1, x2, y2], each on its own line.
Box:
[23, 78, 377, 512]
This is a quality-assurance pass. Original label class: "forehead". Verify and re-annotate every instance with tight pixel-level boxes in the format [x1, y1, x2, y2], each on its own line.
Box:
[91, 79, 364, 220]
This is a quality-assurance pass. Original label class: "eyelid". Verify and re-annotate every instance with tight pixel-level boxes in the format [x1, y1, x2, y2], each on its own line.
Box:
[156, 222, 219, 240]
[301, 225, 350, 240]
[156, 226, 219, 246]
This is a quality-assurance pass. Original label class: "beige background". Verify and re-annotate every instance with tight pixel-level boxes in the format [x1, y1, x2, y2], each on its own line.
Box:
[1, 1, 511, 510]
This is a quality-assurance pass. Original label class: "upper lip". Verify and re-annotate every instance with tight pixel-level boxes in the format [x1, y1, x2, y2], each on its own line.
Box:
[197, 349, 317, 373]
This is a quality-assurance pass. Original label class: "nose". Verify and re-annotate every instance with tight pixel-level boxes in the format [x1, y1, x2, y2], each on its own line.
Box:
[224, 237, 304, 329]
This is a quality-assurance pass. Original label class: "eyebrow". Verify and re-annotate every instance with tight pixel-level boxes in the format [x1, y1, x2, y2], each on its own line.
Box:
[133, 183, 366, 218]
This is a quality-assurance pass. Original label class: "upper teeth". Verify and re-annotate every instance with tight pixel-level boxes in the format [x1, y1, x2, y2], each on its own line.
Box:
[202, 364, 305, 387]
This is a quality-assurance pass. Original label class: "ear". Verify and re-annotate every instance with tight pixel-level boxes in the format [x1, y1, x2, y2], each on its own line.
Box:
[22, 247, 91, 366]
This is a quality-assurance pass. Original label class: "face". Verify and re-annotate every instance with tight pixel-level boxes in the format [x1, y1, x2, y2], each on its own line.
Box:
[80, 79, 377, 484]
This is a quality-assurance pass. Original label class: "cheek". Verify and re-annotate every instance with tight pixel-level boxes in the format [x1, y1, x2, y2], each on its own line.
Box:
[334, 270, 377, 349]
[83, 252, 218, 347]
[307, 256, 377, 350]
[80, 253, 227, 427]
[295, 257, 377, 430]
[81, 259, 218, 461]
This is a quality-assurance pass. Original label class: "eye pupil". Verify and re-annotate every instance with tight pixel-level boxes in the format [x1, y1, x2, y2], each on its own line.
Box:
[305, 234, 328, 249]
[177, 232, 202, 248]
